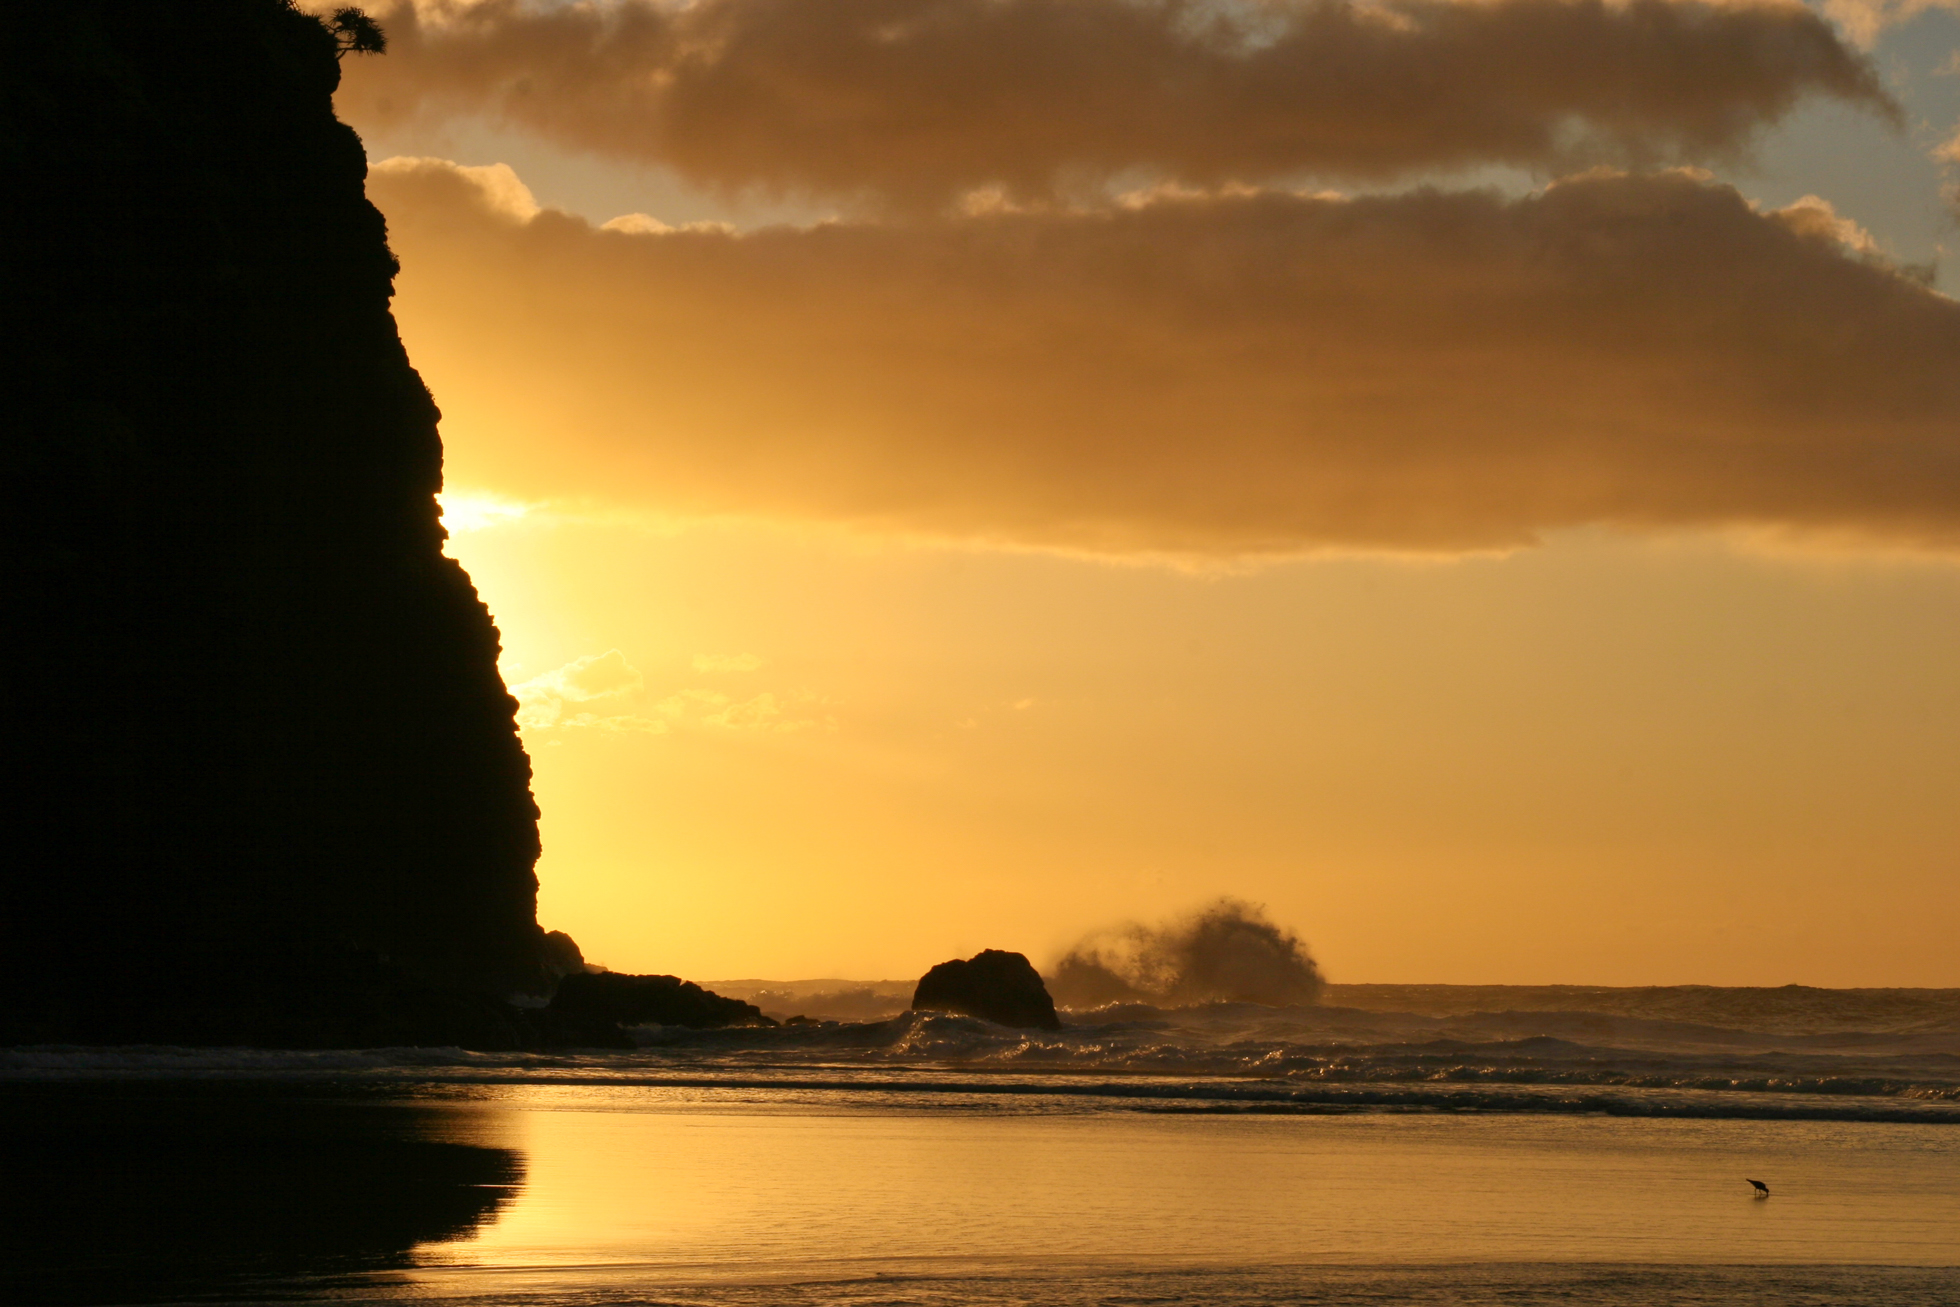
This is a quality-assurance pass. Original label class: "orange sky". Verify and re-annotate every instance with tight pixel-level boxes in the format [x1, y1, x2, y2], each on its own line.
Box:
[332, 0, 1960, 984]
[437, 510, 1960, 985]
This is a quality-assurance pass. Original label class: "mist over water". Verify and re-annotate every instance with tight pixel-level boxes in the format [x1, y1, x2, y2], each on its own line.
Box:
[1048, 899, 1324, 1009]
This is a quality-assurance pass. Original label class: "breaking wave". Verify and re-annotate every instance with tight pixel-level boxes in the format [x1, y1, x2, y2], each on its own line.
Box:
[1048, 899, 1323, 1009]
[9, 993, 1958, 1125]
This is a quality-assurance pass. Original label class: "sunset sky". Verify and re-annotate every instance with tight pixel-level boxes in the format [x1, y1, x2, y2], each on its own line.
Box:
[328, 0, 1958, 986]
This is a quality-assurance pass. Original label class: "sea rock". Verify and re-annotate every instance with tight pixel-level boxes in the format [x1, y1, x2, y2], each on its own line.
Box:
[540, 931, 586, 980]
[911, 950, 1063, 1030]
[548, 972, 777, 1030]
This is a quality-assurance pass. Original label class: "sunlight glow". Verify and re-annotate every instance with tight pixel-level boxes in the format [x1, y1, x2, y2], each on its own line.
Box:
[439, 490, 537, 533]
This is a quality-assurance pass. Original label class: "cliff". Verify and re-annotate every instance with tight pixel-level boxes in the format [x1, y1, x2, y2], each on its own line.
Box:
[2, 0, 552, 1039]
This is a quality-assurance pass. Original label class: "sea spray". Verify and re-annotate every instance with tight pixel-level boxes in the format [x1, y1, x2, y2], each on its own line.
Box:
[1049, 898, 1324, 1009]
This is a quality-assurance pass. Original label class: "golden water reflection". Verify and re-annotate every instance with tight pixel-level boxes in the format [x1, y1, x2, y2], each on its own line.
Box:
[416, 1084, 1960, 1291]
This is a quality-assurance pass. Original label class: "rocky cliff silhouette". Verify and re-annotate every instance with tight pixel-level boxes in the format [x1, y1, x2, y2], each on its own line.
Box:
[2, 0, 554, 1041]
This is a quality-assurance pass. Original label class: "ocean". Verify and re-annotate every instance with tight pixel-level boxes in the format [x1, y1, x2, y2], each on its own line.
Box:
[5, 987, 1957, 1304]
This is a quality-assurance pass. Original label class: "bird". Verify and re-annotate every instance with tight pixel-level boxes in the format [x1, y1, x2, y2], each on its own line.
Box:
[1747, 1179, 1770, 1198]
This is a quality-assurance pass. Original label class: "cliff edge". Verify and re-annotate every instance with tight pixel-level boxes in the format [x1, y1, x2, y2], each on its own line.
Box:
[2, 0, 551, 1040]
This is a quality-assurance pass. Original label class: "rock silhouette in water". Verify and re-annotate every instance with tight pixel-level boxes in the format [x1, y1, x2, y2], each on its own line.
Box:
[541, 930, 587, 980]
[2, 0, 554, 1041]
[912, 951, 1063, 1030]
[549, 973, 777, 1030]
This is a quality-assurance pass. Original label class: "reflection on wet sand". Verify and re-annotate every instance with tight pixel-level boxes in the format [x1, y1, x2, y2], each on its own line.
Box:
[6, 1078, 1956, 1305]
[0, 1084, 521, 1305]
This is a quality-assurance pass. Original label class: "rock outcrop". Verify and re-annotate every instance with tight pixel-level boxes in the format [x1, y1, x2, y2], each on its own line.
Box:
[911, 950, 1063, 1030]
[549, 972, 776, 1030]
[2, 0, 553, 1041]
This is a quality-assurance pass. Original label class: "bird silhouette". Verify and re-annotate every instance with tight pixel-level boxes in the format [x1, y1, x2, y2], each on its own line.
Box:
[1747, 1179, 1770, 1198]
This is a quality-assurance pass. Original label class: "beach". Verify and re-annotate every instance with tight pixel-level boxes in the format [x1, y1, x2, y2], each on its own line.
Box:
[8, 994, 1958, 1304]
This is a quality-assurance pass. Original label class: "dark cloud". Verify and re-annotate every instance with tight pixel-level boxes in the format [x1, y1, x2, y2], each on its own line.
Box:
[340, 0, 1891, 206]
[369, 159, 1960, 556]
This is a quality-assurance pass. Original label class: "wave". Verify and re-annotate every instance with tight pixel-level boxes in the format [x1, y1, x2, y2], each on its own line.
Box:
[718, 979, 1960, 1036]
[8, 1006, 1960, 1124]
[1320, 983, 1960, 1037]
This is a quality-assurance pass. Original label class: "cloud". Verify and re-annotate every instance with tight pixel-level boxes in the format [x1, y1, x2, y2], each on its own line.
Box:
[1770, 191, 1884, 256]
[508, 648, 829, 731]
[370, 158, 1960, 557]
[653, 688, 836, 732]
[1818, 0, 1960, 46]
[693, 652, 766, 672]
[548, 712, 671, 732]
[710, 692, 832, 732]
[510, 649, 646, 726]
[339, 0, 1888, 207]
[437, 489, 536, 531]
[1939, 121, 1960, 217]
